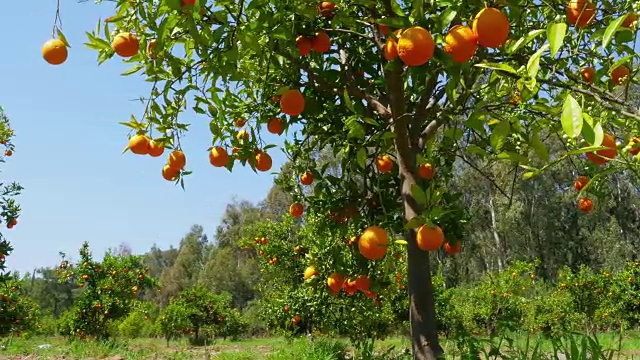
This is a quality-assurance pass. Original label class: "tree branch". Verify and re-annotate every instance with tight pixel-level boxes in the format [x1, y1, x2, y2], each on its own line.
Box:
[293, 54, 391, 119]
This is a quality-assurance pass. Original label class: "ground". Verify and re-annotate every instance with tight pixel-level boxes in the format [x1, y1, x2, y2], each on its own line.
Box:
[0, 332, 638, 359]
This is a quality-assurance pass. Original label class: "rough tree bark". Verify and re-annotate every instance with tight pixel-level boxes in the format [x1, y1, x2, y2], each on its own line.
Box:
[386, 68, 443, 359]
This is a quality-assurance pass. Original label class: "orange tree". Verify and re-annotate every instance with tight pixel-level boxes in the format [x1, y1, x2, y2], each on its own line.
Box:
[158, 286, 245, 344]
[0, 106, 27, 337]
[57, 242, 157, 339]
[246, 214, 406, 349]
[52, 0, 640, 358]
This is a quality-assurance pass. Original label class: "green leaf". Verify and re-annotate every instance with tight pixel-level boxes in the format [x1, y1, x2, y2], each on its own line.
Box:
[507, 29, 545, 53]
[602, 15, 627, 49]
[410, 184, 427, 206]
[121, 63, 144, 76]
[405, 217, 425, 230]
[343, 88, 355, 113]
[389, 0, 405, 17]
[546, 23, 566, 57]
[356, 148, 367, 169]
[522, 171, 538, 180]
[57, 29, 71, 48]
[530, 129, 549, 161]
[394, 240, 408, 245]
[376, 17, 412, 29]
[344, 117, 365, 139]
[527, 44, 549, 79]
[410, 0, 424, 23]
[561, 94, 582, 138]
[474, 62, 518, 74]
[490, 121, 511, 152]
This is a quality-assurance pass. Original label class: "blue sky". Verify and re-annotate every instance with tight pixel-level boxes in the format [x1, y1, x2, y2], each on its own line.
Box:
[1, 2, 290, 274]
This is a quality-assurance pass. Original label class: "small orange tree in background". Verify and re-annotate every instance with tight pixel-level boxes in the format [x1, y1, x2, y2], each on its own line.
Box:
[158, 286, 246, 345]
[247, 215, 407, 350]
[57, 241, 157, 339]
[48, 0, 640, 358]
[0, 106, 30, 338]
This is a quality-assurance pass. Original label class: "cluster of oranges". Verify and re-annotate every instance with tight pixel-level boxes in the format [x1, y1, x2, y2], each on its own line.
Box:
[383, 7, 510, 67]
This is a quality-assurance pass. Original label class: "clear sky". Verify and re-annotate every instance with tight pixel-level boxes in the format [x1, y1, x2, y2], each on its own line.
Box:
[1, 2, 290, 274]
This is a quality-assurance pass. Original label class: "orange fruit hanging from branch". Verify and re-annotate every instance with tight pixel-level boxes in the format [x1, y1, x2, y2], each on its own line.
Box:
[280, 89, 305, 116]
[416, 224, 444, 252]
[358, 226, 389, 261]
[112, 32, 139, 58]
[566, 0, 596, 28]
[586, 133, 617, 165]
[128, 134, 150, 155]
[472, 7, 510, 48]
[579, 66, 596, 83]
[42, 39, 68, 65]
[209, 146, 229, 167]
[443, 25, 478, 63]
[397, 26, 435, 67]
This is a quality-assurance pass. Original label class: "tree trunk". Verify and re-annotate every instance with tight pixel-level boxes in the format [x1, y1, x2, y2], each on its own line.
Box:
[488, 191, 504, 272]
[396, 147, 443, 360]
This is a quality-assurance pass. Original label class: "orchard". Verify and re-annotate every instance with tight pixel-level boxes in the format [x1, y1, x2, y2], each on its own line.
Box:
[36, 0, 640, 359]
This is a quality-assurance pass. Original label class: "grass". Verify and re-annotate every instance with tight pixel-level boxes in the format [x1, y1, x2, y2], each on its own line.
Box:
[0, 332, 637, 359]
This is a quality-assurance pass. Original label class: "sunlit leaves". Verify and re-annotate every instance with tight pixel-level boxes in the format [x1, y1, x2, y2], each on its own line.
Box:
[561, 94, 583, 139]
[546, 23, 566, 57]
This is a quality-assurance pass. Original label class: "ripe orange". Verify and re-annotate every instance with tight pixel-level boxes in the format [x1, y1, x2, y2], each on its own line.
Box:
[236, 129, 250, 142]
[168, 150, 186, 170]
[4, 150, 11, 157]
[472, 7, 510, 48]
[267, 117, 284, 135]
[579, 66, 596, 83]
[628, 136, 640, 155]
[209, 146, 229, 167]
[148, 140, 164, 157]
[300, 171, 313, 185]
[129, 134, 150, 155]
[355, 275, 371, 292]
[327, 273, 344, 295]
[383, 29, 402, 61]
[112, 32, 139, 58]
[146, 39, 157, 59]
[318, 2, 336, 18]
[343, 278, 358, 295]
[622, 13, 637, 28]
[42, 39, 68, 65]
[235, 118, 246, 127]
[290, 202, 304, 217]
[578, 197, 593, 213]
[7, 219, 17, 229]
[444, 241, 461, 255]
[280, 89, 305, 116]
[358, 226, 389, 260]
[418, 163, 435, 180]
[312, 31, 331, 53]
[397, 26, 435, 67]
[611, 65, 630, 85]
[303, 265, 318, 280]
[296, 36, 312, 57]
[566, 0, 596, 28]
[255, 151, 272, 172]
[586, 133, 617, 165]
[376, 155, 394, 173]
[162, 165, 179, 181]
[292, 315, 301, 324]
[416, 224, 444, 251]
[574, 175, 589, 191]
[444, 25, 478, 63]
